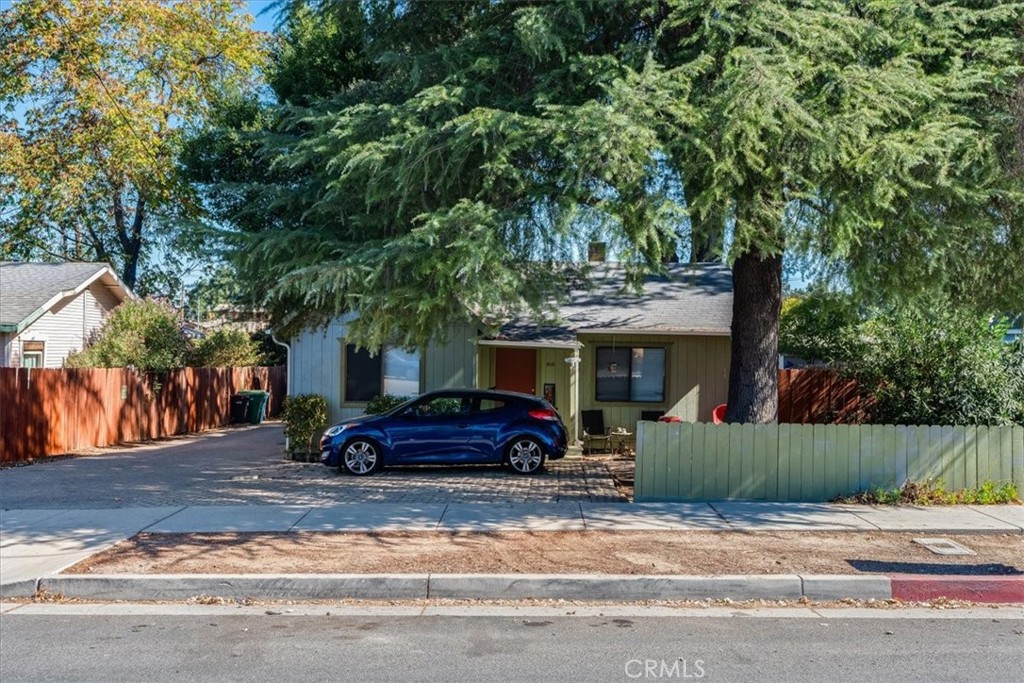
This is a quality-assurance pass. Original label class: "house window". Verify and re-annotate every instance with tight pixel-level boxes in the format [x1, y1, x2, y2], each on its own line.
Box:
[22, 341, 44, 368]
[345, 345, 420, 402]
[595, 346, 665, 402]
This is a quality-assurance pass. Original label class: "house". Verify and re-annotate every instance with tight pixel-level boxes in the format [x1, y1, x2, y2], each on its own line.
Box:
[1005, 314, 1022, 345]
[287, 263, 732, 444]
[0, 262, 133, 368]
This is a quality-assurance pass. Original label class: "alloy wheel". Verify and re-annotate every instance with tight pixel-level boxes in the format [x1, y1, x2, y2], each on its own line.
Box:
[343, 440, 379, 475]
[508, 439, 544, 474]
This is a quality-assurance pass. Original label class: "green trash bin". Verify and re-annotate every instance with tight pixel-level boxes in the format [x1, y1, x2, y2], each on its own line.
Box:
[241, 390, 270, 425]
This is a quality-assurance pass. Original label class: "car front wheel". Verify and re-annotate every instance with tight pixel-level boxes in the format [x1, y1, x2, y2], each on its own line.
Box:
[507, 437, 545, 475]
[341, 439, 382, 476]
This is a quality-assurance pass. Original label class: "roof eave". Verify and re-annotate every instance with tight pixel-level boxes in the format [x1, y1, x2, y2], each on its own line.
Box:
[577, 327, 731, 337]
[2, 265, 133, 333]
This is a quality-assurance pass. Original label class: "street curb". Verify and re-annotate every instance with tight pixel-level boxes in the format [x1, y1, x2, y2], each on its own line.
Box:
[38, 575, 429, 601]
[12, 573, 1021, 604]
[800, 575, 892, 601]
[427, 574, 806, 601]
[27, 573, 882, 603]
[889, 575, 1024, 604]
[0, 579, 39, 599]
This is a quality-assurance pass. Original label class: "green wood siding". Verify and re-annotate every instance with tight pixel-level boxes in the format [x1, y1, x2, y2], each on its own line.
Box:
[636, 422, 1024, 502]
[578, 333, 730, 437]
[423, 322, 479, 391]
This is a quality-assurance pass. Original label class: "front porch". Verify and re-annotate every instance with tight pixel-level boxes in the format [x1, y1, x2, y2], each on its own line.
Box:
[475, 331, 731, 454]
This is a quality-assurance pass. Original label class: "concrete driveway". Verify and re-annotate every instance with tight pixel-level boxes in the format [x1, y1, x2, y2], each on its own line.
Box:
[0, 423, 626, 509]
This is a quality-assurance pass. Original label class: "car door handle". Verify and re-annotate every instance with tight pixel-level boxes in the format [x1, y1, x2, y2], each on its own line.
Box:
[456, 424, 470, 429]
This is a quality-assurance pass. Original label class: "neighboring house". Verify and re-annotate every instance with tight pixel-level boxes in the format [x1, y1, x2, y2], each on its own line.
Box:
[0, 262, 133, 368]
[288, 263, 732, 445]
[196, 303, 269, 336]
[1004, 314, 1022, 345]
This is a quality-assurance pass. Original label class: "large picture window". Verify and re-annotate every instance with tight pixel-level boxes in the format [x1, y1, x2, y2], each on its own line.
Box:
[345, 345, 421, 402]
[595, 346, 665, 402]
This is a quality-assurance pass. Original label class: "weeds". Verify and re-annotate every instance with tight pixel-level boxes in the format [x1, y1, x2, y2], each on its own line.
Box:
[834, 479, 1020, 505]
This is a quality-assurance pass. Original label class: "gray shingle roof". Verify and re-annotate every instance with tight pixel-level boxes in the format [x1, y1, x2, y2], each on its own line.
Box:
[492, 263, 732, 342]
[0, 262, 128, 331]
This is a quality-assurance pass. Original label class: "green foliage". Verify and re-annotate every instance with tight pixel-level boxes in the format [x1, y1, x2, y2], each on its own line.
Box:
[250, 330, 288, 367]
[852, 305, 1023, 426]
[281, 393, 328, 456]
[364, 394, 411, 415]
[268, 0, 374, 106]
[0, 0, 266, 289]
[779, 291, 863, 364]
[836, 479, 1020, 506]
[66, 299, 189, 372]
[189, 328, 261, 368]
[203, 1, 1022, 422]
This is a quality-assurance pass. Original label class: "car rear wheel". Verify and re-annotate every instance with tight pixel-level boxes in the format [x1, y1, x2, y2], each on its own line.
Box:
[506, 437, 545, 475]
[341, 439, 382, 476]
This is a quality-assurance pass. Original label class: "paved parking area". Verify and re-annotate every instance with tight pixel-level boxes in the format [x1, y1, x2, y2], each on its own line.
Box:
[0, 424, 627, 509]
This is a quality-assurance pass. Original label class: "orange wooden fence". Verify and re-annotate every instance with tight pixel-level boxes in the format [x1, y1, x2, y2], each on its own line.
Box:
[778, 368, 868, 424]
[0, 366, 285, 463]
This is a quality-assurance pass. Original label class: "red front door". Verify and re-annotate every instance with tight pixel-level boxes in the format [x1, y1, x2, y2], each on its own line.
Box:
[494, 348, 536, 395]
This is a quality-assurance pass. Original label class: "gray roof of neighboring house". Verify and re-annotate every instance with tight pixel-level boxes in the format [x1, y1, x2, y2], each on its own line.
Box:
[490, 263, 733, 343]
[0, 261, 132, 333]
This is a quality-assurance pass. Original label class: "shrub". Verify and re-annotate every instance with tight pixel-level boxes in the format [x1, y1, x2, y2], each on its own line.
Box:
[779, 290, 863, 364]
[190, 328, 261, 367]
[281, 394, 328, 456]
[364, 394, 412, 415]
[66, 298, 189, 372]
[851, 307, 1022, 426]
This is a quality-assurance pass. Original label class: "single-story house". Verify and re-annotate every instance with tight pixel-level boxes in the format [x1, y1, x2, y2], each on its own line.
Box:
[0, 261, 133, 368]
[287, 263, 732, 445]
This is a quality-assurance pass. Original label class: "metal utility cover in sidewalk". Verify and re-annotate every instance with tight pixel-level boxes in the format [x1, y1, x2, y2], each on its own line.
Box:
[912, 538, 976, 556]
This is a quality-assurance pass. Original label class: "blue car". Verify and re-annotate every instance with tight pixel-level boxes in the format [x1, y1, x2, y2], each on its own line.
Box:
[319, 389, 568, 476]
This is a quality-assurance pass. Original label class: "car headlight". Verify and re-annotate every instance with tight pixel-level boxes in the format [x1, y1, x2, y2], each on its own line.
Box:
[323, 424, 350, 439]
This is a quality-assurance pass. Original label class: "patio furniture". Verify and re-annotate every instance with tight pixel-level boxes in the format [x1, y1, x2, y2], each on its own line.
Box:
[581, 409, 612, 454]
[640, 410, 664, 422]
[609, 427, 633, 454]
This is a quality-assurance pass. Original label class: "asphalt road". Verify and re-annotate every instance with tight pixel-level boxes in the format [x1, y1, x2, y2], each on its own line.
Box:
[2, 608, 1022, 682]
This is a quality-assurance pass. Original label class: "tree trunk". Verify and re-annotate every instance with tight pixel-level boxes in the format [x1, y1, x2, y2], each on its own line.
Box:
[113, 192, 145, 289]
[726, 248, 782, 423]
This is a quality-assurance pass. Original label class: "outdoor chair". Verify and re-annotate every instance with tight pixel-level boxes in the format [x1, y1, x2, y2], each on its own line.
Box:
[581, 409, 612, 454]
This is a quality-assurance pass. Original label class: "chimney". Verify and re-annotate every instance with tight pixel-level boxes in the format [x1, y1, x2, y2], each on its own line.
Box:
[587, 241, 607, 262]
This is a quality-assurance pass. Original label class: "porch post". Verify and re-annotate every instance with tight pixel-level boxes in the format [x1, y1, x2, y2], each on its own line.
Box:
[565, 342, 582, 446]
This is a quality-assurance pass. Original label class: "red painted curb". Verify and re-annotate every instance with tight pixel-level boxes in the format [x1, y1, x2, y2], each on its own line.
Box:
[889, 575, 1024, 603]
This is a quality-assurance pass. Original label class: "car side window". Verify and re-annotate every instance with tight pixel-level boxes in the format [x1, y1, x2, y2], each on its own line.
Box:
[477, 398, 506, 412]
[414, 397, 471, 417]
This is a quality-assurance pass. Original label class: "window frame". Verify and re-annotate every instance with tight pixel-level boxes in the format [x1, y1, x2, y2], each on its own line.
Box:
[343, 344, 422, 405]
[594, 345, 667, 404]
[21, 340, 45, 369]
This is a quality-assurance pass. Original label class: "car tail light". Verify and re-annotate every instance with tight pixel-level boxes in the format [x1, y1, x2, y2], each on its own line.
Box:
[528, 408, 559, 421]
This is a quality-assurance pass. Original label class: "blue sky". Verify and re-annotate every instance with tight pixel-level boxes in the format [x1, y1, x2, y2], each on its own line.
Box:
[244, 1, 282, 33]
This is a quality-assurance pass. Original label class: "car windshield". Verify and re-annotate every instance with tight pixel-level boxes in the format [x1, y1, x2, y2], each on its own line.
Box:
[383, 396, 421, 416]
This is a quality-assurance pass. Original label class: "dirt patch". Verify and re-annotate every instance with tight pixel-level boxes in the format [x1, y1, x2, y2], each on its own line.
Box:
[64, 531, 1024, 576]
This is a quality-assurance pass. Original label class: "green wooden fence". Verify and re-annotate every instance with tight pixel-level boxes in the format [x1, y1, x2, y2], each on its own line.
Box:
[635, 422, 1024, 502]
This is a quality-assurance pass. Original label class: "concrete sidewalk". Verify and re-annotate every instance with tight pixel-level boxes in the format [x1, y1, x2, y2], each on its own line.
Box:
[3, 501, 1022, 593]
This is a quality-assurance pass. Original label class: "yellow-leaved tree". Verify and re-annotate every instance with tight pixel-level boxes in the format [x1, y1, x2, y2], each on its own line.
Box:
[0, 0, 265, 290]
